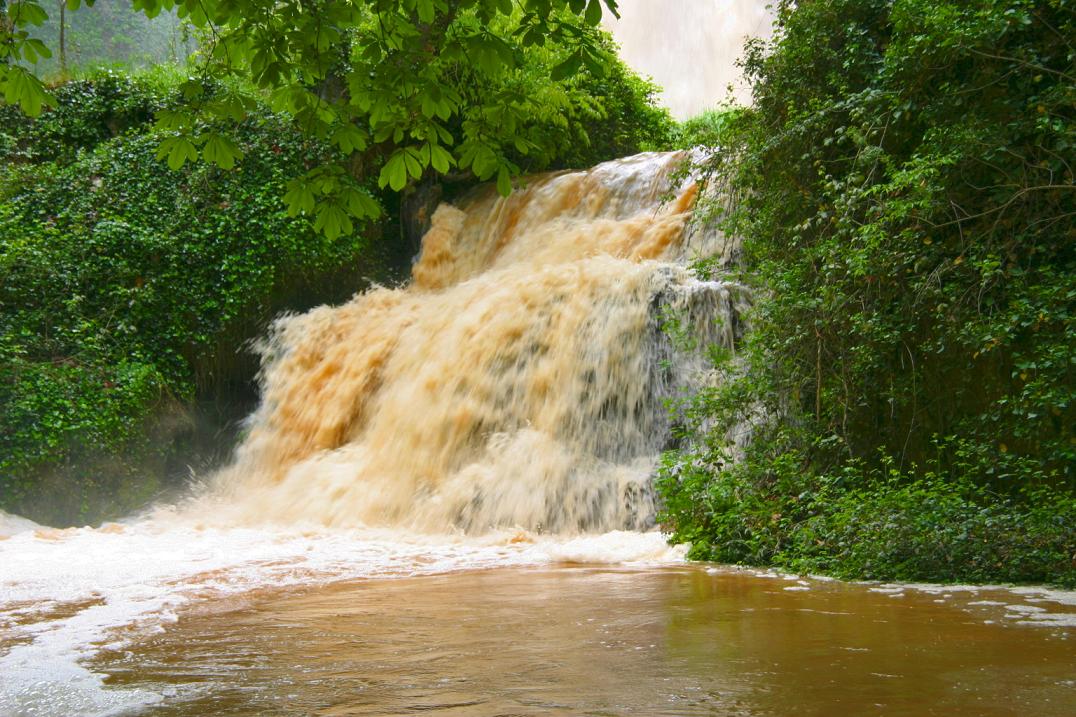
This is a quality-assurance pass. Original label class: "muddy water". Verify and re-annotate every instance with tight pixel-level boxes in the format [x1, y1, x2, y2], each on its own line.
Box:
[89, 566, 1074, 717]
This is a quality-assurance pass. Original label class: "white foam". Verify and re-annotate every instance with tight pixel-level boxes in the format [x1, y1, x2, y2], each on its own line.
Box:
[0, 522, 682, 716]
[0, 510, 39, 538]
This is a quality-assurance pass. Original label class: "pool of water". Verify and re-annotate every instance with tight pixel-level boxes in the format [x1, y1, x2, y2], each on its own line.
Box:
[93, 566, 1076, 716]
[2, 524, 1074, 717]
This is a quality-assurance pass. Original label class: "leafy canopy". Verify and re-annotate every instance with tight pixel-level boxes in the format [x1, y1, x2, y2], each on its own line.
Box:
[1, 0, 622, 237]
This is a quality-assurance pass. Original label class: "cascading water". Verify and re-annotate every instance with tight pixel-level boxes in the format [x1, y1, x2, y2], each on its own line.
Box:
[200, 151, 746, 533]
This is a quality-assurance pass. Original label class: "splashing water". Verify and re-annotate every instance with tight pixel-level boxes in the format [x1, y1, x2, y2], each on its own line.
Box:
[199, 151, 743, 533]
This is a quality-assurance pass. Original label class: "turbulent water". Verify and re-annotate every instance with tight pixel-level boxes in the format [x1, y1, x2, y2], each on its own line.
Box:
[203, 151, 741, 533]
[0, 152, 732, 715]
[1, 153, 1073, 717]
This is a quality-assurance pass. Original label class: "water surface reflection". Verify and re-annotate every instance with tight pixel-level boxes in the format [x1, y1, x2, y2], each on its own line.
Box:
[96, 566, 1075, 716]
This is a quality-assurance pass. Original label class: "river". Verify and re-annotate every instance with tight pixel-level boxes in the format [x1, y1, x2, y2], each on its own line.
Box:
[2, 524, 1073, 716]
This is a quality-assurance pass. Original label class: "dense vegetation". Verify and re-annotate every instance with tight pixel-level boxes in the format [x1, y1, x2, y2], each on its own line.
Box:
[2, 0, 641, 240]
[0, 9, 671, 524]
[0, 68, 399, 523]
[658, 0, 1075, 586]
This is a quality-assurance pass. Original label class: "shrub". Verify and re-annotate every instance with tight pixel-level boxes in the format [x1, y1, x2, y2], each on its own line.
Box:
[658, 0, 1075, 586]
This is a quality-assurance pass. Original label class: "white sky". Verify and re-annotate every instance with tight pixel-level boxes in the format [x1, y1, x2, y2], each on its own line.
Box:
[605, 0, 775, 119]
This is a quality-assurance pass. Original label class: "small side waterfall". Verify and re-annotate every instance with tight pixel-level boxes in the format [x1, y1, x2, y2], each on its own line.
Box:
[205, 152, 747, 533]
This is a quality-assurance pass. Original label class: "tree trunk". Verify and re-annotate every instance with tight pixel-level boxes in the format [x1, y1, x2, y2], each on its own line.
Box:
[1, 0, 13, 65]
[58, 0, 67, 77]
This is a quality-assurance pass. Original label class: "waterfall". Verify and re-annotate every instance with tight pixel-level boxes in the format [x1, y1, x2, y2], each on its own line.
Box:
[201, 151, 747, 533]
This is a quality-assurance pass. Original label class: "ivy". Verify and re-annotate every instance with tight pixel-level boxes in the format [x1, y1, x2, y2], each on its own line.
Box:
[0, 69, 392, 524]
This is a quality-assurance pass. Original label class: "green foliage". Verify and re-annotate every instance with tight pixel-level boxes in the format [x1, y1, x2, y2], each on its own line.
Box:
[3, 0, 637, 237]
[0, 66, 176, 163]
[669, 107, 743, 149]
[659, 0, 1075, 585]
[548, 42, 674, 167]
[658, 445, 1076, 587]
[0, 69, 393, 524]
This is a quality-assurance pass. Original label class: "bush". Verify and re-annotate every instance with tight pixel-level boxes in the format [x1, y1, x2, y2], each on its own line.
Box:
[0, 67, 178, 165]
[669, 108, 744, 149]
[659, 442, 1076, 586]
[658, 0, 1075, 586]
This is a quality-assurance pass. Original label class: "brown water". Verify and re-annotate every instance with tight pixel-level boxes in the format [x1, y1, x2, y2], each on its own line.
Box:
[94, 566, 1075, 717]
[202, 151, 742, 533]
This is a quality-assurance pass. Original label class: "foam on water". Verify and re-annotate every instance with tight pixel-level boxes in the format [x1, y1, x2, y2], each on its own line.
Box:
[0, 520, 684, 716]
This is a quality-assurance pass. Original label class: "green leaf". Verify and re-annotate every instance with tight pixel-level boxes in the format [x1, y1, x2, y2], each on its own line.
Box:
[342, 187, 382, 220]
[10, 2, 49, 27]
[513, 136, 532, 154]
[551, 51, 583, 81]
[332, 124, 368, 154]
[416, 0, 435, 23]
[21, 38, 52, 63]
[584, 0, 603, 26]
[496, 165, 512, 197]
[465, 142, 500, 179]
[1, 66, 54, 116]
[283, 180, 316, 216]
[420, 90, 451, 120]
[201, 133, 243, 170]
[156, 136, 199, 170]
[314, 202, 353, 240]
[380, 151, 410, 191]
[154, 109, 191, 132]
[403, 148, 424, 179]
[582, 47, 607, 77]
[429, 144, 454, 174]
